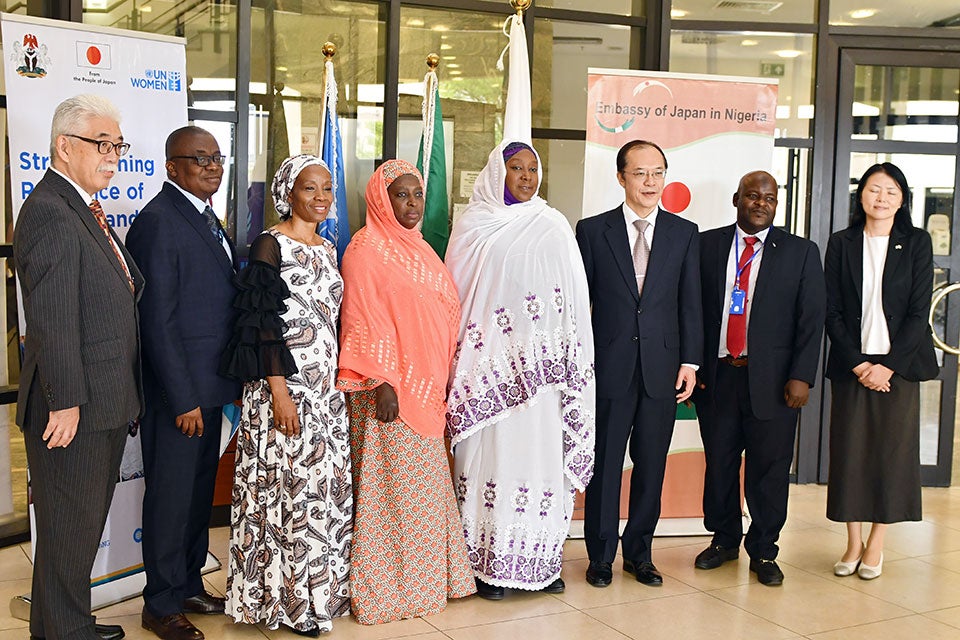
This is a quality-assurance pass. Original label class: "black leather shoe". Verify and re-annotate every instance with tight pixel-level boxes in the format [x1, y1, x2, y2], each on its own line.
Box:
[475, 578, 505, 600]
[31, 623, 125, 640]
[182, 591, 225, 614]
[283, 624, 320, 637]
[142, 608, 204, 640]
[585, 561, 613, 587]
[623, 559, 663, 586]
[694, 544, 740, 570]
[542, 577, 565, 593]
[749, 558, 784, 586]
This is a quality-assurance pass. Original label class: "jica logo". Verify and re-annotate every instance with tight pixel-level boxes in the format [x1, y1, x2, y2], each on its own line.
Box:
[133, 528, 143, 543]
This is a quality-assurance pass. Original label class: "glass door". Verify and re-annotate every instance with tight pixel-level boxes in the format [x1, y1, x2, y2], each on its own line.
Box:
[832, 48, 960, 486]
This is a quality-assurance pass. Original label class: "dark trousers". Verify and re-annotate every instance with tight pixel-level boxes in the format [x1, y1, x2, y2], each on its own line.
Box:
[24, 421, 127, 640]
[140, 403, 221, 616]
[698, 361, 798, 560]
[584, 363, 677, 563]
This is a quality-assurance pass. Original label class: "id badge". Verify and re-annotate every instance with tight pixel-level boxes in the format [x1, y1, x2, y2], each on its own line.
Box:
[729, 288, 746, 315]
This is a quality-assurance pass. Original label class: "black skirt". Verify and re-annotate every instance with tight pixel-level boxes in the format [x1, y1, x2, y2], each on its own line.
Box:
[826, 373, 921, 523]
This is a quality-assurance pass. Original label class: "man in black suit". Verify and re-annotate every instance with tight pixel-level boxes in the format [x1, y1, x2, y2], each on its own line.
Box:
[692, 171, 825, 586]
[126, 127, 240, 640]
[576, 140, 703, 588]
[15, 94, 143, 640]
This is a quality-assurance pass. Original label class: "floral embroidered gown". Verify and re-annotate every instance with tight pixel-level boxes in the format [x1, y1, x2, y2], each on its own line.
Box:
[224, 229, 352, 633]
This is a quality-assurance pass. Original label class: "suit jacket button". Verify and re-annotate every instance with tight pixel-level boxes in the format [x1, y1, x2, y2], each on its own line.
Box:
[632, 336, 639, 342]
[637, 308, 642, 314]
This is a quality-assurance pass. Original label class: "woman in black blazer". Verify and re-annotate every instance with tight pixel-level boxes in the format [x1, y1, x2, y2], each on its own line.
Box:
[824, 162, 938, 581]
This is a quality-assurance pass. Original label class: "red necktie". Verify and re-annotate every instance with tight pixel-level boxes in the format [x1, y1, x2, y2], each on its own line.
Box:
[726, 236, 758, 358]
[89, 200, 134, 292]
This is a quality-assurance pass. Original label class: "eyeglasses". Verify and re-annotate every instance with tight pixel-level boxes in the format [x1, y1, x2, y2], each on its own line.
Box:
[168, 154, 227, 167]
[66, 134, 131, 156]
[623, 169, 667, 181]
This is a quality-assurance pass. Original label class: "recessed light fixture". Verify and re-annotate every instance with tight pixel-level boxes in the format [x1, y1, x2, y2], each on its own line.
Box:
[670, 9, 688, 18]
[850, 9, 877, 19]
[440, 43, 452, 50]
[774, 49, 803, 58]
[433, 25, 449, 32]
[139, 5, 152, 12]
[741, 39, 759, 46]
[453, 77, 464, 82]
[447, 63, 460, 69]
[443, 55, 456, 60]
[407, 18, 424, 27]
[449, 70, 462, 75]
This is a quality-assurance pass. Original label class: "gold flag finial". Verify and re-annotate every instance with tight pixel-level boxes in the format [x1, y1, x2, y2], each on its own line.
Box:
[510, 0, 531, 15]
[426, 53, 440, 70]
[322, 42, 337, 59]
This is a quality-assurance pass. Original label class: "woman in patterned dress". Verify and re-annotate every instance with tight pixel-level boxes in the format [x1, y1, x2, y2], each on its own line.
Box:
[222, 155, 351, 636]
[337, 159, 475, 625]
[445, 141, 595, 599]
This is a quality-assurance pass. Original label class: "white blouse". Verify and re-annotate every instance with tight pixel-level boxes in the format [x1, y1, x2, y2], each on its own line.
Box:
[861, 233, 891, 355]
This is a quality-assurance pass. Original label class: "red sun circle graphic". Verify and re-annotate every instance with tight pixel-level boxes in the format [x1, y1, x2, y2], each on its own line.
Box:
[661, 181, 691, 213]
[86, 46, 102, 66]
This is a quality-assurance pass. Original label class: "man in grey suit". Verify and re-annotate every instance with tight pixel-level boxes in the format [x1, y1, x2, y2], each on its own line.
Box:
[14, 94, 144, 640]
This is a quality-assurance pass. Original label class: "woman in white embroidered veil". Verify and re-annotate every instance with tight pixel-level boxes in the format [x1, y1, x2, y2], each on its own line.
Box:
[445, 140, 595, 599]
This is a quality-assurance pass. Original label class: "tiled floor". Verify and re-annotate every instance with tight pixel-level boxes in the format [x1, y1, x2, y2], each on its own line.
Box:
[4, 484, 960, 639]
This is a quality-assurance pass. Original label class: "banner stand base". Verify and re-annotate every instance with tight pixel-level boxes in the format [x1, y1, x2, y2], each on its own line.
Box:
[9, 551, 221, 622]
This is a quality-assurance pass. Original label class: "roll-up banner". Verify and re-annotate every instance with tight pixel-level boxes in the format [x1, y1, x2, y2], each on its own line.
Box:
[0, 13, 229, 610]
[579, 69, 778, 535]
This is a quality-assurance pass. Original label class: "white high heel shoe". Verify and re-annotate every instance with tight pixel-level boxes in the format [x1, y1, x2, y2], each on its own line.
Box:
[858, 553, 883, 580]
[834, 545, 864, 577]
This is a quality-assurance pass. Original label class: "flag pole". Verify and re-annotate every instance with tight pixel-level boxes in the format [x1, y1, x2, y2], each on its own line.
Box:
[317, 41, 337, 156]
[510, 0, 531, 15]
[422, 52, 439, 193]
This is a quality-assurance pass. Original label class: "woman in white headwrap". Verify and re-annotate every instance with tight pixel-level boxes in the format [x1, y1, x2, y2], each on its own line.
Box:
[446, 140, 596, 599]
[223, 155, 351, 636]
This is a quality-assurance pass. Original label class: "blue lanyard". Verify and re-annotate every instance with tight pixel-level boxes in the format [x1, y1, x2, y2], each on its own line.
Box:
[734, 233, 762, 290]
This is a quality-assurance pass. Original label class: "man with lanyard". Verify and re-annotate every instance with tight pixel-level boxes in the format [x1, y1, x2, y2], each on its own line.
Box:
[692, 170, 825, 586]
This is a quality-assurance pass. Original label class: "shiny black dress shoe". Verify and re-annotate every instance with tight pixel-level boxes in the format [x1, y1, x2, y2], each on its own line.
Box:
[283, 624, 320, 637]
[749, 558, 784, 586]
[31, 623, 125, 640]
[623, 559, 663, 586]
[585, 560, 613, 587]
[694, 544, 740, 570]
[542, 577, 565, 593]
[475, 577, 505, 600]
[182, 591, 226, 614]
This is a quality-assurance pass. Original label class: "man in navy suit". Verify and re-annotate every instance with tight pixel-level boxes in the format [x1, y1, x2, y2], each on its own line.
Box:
[576, 140, 703, 587]
[126, 126, 240, 640]
[692, 171, 825, 586]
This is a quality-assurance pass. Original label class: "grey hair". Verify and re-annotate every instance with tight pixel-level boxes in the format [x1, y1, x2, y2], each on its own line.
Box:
[49, 94, 122, 157]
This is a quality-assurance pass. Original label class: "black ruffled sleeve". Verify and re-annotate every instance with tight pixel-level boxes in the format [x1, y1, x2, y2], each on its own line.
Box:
[220, 233, 299, 381]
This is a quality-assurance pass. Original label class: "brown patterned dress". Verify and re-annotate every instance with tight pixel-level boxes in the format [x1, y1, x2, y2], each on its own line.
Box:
[225, 230, 352, 633]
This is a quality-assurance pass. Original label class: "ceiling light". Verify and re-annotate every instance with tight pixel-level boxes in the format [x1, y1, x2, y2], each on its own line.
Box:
[139, 5, 152, 12]
[774, 49, 803, 58]
[449, 70, 462, 75]
[453, 77, 464, 82]
[440, 43, 452, 50]
[741, 39, 759, 46]
[442, 55, 456, 60]
[433, 25, 449, 32]
[849, 9, 877, 20]
[407, 18, 424, 27]
[446, 63, 460, 69]
[670, 9, 688, 18]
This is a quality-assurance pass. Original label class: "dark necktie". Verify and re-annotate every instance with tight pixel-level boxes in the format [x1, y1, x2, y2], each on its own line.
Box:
[88, 200, 134, 292]
[202, 205, 222, 241]
[726, 236, 758, 358]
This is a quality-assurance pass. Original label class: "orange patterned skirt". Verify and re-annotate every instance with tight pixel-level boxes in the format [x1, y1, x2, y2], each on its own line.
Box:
[347, 390, 475, 624]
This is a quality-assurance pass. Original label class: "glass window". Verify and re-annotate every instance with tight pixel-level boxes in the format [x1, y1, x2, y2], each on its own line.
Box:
[83, 0, 238, 112]
[249, 0, 383, 238]
[670, 31, 815, 139]
[533, 19, 641, 130]
[852, 65, 959, 144]
[672, 0, 815, 24]
[772, 145, 810, 237]
[538, 0, 643, 17]
[533, 138, 584, 228]
[830, 1, 960, 28]
[398, 7, 508, 231]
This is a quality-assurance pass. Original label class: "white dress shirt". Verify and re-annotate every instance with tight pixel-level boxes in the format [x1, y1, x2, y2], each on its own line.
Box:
[718, 225, 770, 358]
[52, 167, 130, 273]
[861, 233, 891, 355]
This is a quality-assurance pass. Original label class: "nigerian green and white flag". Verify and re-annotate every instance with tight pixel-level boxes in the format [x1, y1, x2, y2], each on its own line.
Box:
[416, 68, 449, 259]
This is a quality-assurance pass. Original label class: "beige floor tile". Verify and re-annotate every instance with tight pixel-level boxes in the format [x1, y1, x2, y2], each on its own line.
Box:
[96, 594, 145, 619]
[922, 509, 960, 531]
[96, 612, 268, 640]
[0, 544, 32, 582]
[205, 568, 228, 598]
[709, 564, 911, 635]
[0, 579, 30, 630]
[209, 526, 231, 560]
[561, 538, 588, 562]
[584, 592, 800, 640]
[443, 610, 628, 640]
[918, 549, 960, 573]
[880, 520, 960, 558]
[774, 526, 850, 576]
[924, 605, 960, 629]
[651, 535, 711, 550]
[551, 558, 696, 610]
[0, 629, 32, 640]
[424, 590, 574, 631]
[806, 614, 959, 640]
[641, 543, 755, 590]
[836, 557, 960, 612]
